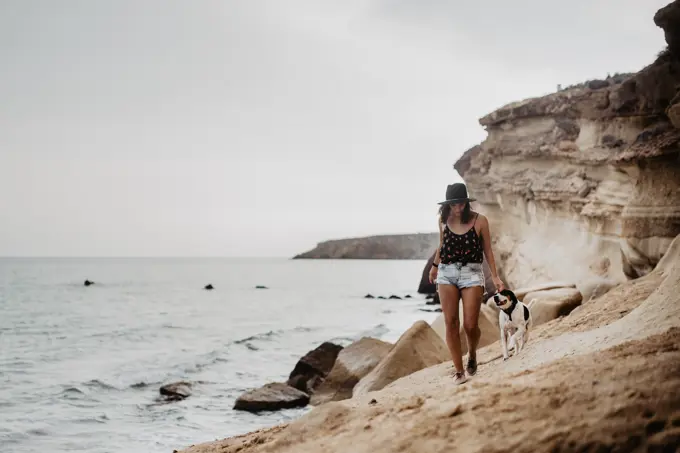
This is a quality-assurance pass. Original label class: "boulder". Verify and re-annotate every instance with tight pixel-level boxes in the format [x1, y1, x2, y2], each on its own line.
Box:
[513, 282, 577, 301]
[352, 321, 449, 397]
[84, 280, 94, 287]
[525, 288, 583, 326]
[233, 383, 309, 412]
[204, 284, 213, 290]
[287, 342, 343, 394]
[159, 381, 192, 401]
[310, 337, 392, 405]
[417, 252, 437, 294]
[431, 302, 500, 355]
[576, 277, 618, 303]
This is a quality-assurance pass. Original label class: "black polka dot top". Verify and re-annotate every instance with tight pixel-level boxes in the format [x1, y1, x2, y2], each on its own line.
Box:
[439, 214, 484, 265]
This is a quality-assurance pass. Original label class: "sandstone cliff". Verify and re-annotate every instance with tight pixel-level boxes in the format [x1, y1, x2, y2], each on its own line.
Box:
[293, 233, 439, 260]
[455, 10, 680, 289]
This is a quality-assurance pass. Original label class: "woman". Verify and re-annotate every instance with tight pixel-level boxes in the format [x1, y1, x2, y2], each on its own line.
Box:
[428, 183, 504, 384]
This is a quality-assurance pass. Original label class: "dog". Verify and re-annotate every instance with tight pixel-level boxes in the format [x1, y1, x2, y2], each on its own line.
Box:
[489, 289, 532, 360]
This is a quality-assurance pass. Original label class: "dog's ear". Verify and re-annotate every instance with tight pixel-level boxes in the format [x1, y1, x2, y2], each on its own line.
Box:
[500, 289, 518, 303]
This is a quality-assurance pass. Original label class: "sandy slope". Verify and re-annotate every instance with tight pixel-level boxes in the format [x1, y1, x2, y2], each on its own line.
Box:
[179, 235, 680, 453]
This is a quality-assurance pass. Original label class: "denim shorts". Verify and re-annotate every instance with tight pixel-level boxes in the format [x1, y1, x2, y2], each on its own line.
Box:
[436, 262, 484, 289]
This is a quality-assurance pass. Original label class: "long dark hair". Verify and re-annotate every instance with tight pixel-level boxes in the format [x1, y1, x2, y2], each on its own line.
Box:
[439, 202, 472, 226]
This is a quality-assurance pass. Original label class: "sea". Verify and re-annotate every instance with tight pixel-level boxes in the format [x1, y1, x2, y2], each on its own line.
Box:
[0, 257, 440, 453]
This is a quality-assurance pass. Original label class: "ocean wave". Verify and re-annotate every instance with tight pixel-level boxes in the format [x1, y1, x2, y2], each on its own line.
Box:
[83, 379, 117, 390]
[61, 386, 86, 395]
[73, 414, 109, 424]
[233, 330, 280, 344]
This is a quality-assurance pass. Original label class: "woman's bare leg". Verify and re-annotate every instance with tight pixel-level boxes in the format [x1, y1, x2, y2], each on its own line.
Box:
[461, 285, 484, 361]
[438, 284, 463, 372]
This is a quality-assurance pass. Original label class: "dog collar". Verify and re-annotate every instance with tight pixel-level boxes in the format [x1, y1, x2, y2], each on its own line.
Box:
[502, 299, 518, 320]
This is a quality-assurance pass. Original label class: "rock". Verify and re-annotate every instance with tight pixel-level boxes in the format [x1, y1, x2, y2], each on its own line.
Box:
[418, 252, 437, 294]
[287, 342, 343, 394]
[84, 280, 94, 287]
[667, 98, 680, 129]
[364, 294, 375, 299]
[602, 134, 626, 148]
[159, 381, 192, 401]
[310, 337, 392, 405]
[558, 140, 579, 152]
[586, 79, 610, 90]
[430, 302, 499, 355]
[577, 277, 618, 303]
[233, 383, 309, 412]
[377, 296, 386, 300]
[255, 285, 268, 289]
[352, 321, 449, 397]
[419, 308, 442, 313]
[425, 293, 440, 305]
[404, 295, 412, 299]
[525, 288, 584, 326]
[654, 0, 680, 54]
[513, 282, 576, 301]
[388, 295, 402, 300]
[204, 284, 213, 290]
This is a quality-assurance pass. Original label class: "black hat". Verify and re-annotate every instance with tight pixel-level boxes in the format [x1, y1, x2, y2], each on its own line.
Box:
[438, 183, 476, 205]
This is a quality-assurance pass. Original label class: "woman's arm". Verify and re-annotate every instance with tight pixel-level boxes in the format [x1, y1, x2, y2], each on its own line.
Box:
[433, 219, 444, 265]
[478, 215, 505, 290]
[429, 219, 444, 283]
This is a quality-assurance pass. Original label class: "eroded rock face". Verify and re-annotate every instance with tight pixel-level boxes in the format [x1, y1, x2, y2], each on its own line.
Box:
[455, 25, 680, 287]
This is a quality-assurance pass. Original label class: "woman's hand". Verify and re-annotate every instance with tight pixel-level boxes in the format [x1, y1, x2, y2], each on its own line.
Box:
[428, 266, 438, 284]
[492, 275, 505, 292]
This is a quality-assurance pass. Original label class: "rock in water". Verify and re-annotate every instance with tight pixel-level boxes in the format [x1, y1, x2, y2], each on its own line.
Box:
[287, 342, 343, 393]
[425, 293, 440, 305]
[364, 294, 375, 299]
[159, 381, 192, 401]
[255, 285, 268, 289]
[388, 295, 402, 300]
[233, 383, 309, 412]
[204, 284, 214, 290]
[84, 280, 94, 287]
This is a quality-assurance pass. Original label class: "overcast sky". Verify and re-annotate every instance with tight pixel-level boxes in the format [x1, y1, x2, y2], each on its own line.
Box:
[0, 0, 670, 257]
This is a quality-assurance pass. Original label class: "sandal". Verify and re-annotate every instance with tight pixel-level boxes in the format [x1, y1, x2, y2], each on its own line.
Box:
[453, 370, 468, 385]
[466, 357, 478, 376]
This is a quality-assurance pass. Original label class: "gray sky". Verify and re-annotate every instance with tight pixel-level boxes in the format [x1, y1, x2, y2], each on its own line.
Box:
[0, 0, 670, 257]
